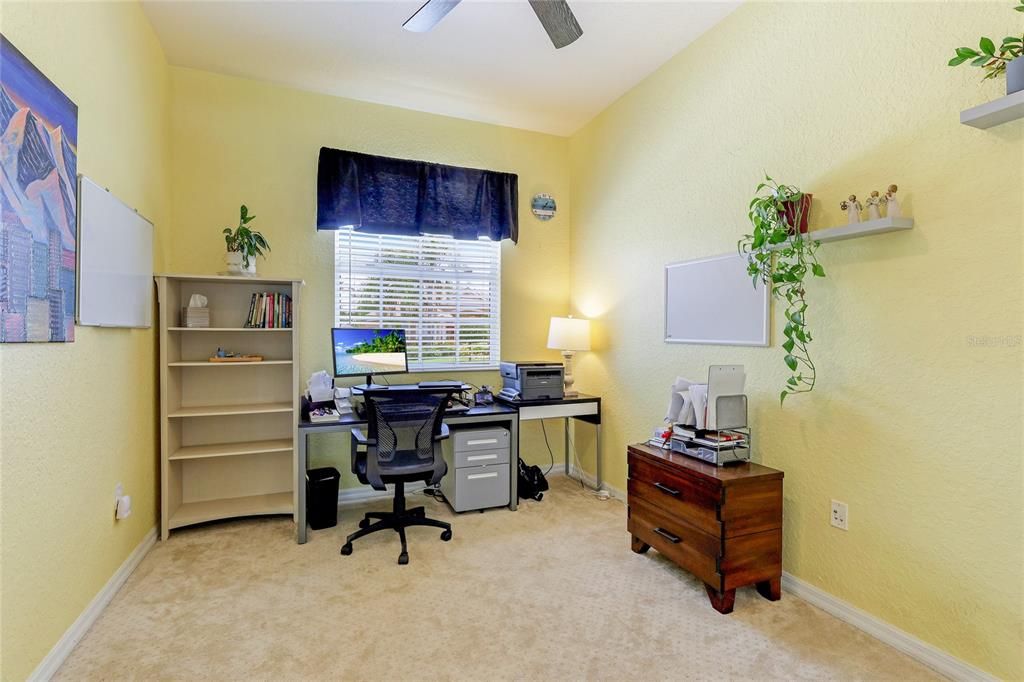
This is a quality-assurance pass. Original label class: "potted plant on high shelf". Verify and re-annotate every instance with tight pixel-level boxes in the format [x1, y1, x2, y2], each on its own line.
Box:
[947, 0, 1024, 95]
[222, 204, 270, 276]
[738, 175, 826, 404]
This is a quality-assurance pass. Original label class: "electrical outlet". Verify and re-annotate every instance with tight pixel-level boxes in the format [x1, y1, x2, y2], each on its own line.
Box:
[830, 500, 848, 531]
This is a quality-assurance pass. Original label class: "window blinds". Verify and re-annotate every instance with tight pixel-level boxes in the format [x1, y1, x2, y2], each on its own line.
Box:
[335, 227, 501, 372]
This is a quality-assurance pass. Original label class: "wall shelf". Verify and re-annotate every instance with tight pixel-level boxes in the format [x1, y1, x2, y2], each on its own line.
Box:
[960, 90, 1024, 129]
[770, 217, 914, 250]
[168, 360, 292, 367]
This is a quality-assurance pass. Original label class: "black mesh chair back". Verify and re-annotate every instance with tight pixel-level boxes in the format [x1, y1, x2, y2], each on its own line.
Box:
[361, 388, 453, 488]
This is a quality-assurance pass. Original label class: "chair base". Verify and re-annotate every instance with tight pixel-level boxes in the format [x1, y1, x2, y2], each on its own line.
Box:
[340, 482, 452, 564]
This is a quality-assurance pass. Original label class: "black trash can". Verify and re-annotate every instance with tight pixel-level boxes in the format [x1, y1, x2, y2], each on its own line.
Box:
[306, 467, 340, 530]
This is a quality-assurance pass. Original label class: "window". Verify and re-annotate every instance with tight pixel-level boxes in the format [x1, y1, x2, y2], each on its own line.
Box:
[334, 227, 501, 372]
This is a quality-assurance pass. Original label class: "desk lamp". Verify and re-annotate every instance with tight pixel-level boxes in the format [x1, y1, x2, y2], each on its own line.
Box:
[547, 316, 591, 397]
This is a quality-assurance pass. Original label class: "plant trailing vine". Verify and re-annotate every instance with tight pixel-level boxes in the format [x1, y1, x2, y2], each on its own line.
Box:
[946, 1, 1024, 81]
[738, 176, 826, 404]
[222, 204, 270, 268]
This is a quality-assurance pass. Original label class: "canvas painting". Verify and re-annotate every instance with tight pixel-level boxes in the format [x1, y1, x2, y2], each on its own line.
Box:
[0, 34, 78, 342]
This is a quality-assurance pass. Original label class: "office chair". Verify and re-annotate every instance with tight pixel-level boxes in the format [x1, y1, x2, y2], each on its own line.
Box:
[340, 388, 454, 565]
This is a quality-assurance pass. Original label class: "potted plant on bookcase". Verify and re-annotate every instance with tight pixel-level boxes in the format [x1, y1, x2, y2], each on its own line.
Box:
[223, 204, 270, 276]
[738, 175, 826, 404]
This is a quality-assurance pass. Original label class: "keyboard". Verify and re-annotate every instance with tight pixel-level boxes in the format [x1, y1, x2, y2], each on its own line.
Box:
[418, 380, 463, 388]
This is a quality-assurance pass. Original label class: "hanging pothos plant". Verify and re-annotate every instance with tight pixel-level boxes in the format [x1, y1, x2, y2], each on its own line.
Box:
[737, 176, 826, 404]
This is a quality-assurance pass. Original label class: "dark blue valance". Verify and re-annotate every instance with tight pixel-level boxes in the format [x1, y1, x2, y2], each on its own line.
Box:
[317, 147, 518, 243]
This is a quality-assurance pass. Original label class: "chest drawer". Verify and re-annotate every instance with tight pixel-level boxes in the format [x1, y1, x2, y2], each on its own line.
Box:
[628, 477, 721, 537]
[630, 456, 720, 507]
[628, 497, 721, 588]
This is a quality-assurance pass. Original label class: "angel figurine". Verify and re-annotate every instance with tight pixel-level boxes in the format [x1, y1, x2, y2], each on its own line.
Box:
[885, 184, 901, 218]
[840, 194, 862, 224]
[865, 191, 883, 221]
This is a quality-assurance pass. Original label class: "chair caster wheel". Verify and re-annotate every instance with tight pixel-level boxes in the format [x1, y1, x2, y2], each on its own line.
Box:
[358, 518, 370, 529]
[440, 529, 452, 541]
[398, 552, 409, 565]
[340, 543, 353, 556]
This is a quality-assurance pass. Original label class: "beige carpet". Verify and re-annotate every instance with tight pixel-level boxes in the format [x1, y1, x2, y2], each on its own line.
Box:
[58, 477, 940, 681]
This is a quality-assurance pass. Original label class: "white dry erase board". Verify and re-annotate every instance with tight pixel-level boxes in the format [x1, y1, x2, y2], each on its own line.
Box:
[664, 253, 769, 346]
[76, 176, 154, 328]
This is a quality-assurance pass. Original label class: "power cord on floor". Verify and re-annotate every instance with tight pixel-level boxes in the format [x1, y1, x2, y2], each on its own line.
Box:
[540, 419, 610, 501]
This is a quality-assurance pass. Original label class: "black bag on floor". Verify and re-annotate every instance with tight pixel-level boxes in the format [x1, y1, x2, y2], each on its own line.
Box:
[517, 458, 549, 501]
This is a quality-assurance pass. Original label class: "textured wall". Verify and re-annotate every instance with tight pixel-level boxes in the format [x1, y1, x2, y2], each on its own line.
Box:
[0, 2, 171, 679]
[567, 2, 1022, 678]
[166, 67, 572, 486]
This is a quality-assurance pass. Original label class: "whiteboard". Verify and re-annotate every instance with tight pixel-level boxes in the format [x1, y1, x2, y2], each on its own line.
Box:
[664, 253, 769, 346]
[76, 176, 154, 328]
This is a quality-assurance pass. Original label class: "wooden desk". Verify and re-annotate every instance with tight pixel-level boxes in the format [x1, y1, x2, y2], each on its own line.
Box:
[626, 443, 784, 613]
[296, 404, 519, 544]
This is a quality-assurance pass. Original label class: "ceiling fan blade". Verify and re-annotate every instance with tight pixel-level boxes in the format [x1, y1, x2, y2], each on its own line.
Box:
[403, 0, 462, 32]
[528, 0, 583, 49]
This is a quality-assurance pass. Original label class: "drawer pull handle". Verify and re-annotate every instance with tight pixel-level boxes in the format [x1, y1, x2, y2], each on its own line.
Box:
[467, 472, 499, 480]
[653, 527, 681, 544]
[466, 454, 498, 462]
[467, 438, 499, 446]
[654, 482, 681, 497]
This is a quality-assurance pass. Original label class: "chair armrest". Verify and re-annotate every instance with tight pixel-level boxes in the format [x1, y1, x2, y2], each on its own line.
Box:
[351, 428, 376, 446]
[434, 423, 450, 442]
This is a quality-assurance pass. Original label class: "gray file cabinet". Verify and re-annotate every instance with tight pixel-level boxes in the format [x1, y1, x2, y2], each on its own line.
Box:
[441, 426, 511, 512]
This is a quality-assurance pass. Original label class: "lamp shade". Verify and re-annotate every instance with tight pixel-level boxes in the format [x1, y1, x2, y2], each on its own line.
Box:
[547, 316, 591, 351]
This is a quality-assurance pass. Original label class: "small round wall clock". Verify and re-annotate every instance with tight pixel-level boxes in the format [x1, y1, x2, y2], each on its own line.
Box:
[531, 193, 557, 221]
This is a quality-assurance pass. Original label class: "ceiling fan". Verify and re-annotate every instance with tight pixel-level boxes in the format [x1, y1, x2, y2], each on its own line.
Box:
[403, 0, 583, 49]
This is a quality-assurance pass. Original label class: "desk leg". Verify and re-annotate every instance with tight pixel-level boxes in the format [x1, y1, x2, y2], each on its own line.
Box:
[509, 416, 519, 511]
[297, 432, 308, 544]
[564, 419, 570, 477]
[595, 423, 602, 490]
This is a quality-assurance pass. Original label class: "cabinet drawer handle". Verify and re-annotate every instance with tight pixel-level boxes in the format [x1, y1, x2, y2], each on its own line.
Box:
[653, 482, 681, 497]
[467, 472, 499, 480]
[467, 438, 499, 446]
[653, 527, 681, 544]
[466, 454, 498, 462]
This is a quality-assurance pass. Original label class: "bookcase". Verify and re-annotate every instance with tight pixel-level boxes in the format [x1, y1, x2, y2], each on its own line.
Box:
[155, 274, 303, 540]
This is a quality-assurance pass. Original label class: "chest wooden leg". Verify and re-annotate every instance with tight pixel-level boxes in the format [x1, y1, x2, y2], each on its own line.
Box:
[705, 585, 736, 614]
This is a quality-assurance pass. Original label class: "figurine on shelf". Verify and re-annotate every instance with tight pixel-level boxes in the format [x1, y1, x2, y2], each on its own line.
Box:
[885, 184, 901, 218]
[865, 191, 883, 221]
[840, 194, 862, 224]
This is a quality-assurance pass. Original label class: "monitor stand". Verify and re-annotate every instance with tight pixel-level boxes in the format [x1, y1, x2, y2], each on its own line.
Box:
[353, 373, 389, 392]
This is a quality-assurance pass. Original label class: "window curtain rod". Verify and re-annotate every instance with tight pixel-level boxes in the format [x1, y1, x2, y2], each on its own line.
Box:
[316, 147, 519, 243]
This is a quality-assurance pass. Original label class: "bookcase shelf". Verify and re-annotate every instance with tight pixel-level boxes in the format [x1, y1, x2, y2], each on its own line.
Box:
[168, 492, 293, 529]
[169, 438, 293, 461]
[156, 274, 302, 540]
[169, 327, 292, 332]
[168, 360, 293, 367]
[169, 402, 294, 418]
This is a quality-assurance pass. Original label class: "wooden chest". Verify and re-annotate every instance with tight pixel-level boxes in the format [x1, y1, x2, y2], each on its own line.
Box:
[627, 443, 784, 613]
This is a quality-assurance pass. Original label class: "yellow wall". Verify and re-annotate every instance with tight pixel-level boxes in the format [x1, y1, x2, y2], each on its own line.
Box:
[568, 2, 1022, 678]
[166, 67, 571, 485]
[0, 2, 171, 679]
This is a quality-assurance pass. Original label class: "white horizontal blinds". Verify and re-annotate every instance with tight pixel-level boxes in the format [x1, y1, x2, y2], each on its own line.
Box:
[335, 227, 501, 371]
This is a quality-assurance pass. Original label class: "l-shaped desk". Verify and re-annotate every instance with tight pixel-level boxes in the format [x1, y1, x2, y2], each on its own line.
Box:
[295, 393, 601, 544]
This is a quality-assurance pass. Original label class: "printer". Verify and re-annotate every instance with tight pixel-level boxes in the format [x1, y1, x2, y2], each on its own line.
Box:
[498, 361, 564, 402]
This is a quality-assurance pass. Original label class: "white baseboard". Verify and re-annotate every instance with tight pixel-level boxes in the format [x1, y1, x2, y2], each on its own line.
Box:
[28, 526, 157, 682]
[551, 464, 625, 501]
[781, 573, 996, 682]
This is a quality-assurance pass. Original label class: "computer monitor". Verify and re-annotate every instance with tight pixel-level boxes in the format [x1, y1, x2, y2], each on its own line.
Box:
[331, 327, 409, 389]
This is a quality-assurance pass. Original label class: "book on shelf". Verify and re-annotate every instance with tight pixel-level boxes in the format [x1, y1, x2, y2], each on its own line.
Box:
[244, 292, 292, 329]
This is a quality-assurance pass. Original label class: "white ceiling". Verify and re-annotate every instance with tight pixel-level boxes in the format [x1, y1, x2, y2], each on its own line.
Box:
[142, 0, 739, 136]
